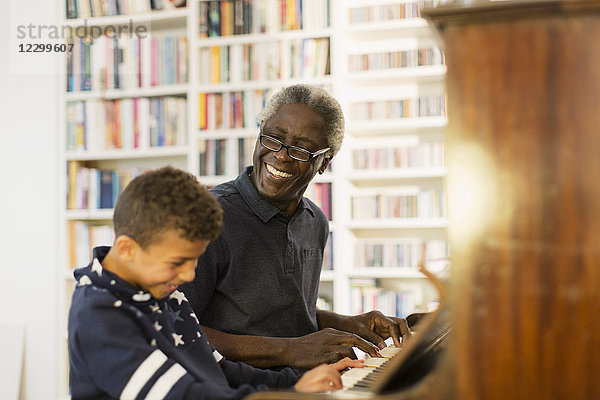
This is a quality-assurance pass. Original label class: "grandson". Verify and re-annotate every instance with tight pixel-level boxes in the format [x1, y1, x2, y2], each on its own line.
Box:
[68, 166, 362, 399]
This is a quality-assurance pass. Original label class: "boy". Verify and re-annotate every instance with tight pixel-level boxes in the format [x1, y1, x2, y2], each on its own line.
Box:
[68, 166, 362, 399]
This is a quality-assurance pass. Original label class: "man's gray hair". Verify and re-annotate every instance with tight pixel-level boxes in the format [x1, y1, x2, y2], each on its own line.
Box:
[258, 84, 345, 157]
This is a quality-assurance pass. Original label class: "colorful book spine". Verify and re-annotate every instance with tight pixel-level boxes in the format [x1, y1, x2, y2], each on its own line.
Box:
[65, 97, 186, 152]
[67, 162, 142, 210]
[351, 189, 446, 219]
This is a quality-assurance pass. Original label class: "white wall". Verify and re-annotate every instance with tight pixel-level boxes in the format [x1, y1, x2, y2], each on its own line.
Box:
[0, 0, 59, 398]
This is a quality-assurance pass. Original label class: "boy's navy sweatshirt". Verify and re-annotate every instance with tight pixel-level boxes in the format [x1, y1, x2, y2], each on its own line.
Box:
[68, 246, 299, 400]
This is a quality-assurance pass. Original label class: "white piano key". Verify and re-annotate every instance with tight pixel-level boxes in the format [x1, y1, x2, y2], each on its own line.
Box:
[364, 357, 387, 367]
[379, 345, 402, 358]
[341, 345, 402, 390]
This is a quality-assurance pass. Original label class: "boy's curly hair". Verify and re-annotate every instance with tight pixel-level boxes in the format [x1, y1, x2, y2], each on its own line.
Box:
[113, 166, 223, 249]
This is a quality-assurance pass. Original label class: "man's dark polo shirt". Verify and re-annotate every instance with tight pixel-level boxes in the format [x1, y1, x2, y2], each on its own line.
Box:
[181, 166, 329, 338]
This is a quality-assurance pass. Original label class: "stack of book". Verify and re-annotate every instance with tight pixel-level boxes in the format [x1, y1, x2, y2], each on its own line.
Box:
[67, 35, 188, 92]
[198, 0, 330, 37]
[67, 161, 142, 209]
[66, 97, 187, 151]
[351, 189, 446, 219]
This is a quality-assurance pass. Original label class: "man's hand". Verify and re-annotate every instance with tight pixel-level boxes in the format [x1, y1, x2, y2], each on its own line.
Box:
[318, 309, 412, 350]
[282, 328, 381, 370]
[294, 358, 364, 393]
[340, 310, 412, 348]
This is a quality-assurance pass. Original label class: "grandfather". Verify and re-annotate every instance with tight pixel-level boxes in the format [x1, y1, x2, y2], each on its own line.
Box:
[181, 84, 411, 370]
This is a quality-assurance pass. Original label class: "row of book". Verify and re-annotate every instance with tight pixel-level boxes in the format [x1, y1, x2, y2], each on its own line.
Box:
[350, 282, 416, 318]
[348, 47, 445, 73]
[66, 97, 187, 152]
[351, 189, 446, 219]
[67, 161, 142, 210]
[352, 142, 446, 170]
[66, 0, 183, 19]
[349, 95, 447, 121]
[198, 137, 257, 176]
[198, 0, 330, 37]
[304, 183, 332, 220]
[68, 221, 114, 268]
[355, 239, 448, 268]
[198, 89, 273, 130]
[198, 139, 227, 176]
[199, 37, 329, 84]
[67, 34, 188, 92]
[348, 2, 422, 24]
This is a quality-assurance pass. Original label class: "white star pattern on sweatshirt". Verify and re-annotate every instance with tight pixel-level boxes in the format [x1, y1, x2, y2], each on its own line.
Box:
[169, 290, 187, 305]
[91, 259, 103, 276]
[172, 333, 184, 346]
[78, 275, 92, 286]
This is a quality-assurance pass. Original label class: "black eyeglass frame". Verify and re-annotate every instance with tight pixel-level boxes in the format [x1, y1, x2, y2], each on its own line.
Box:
[259, 134, 331, 162]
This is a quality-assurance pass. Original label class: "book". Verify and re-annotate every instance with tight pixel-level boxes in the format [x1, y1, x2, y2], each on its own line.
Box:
[66, 0, 78, 19]
[198, 1, 208, 38]
[99, 169, 113, 209]
[208, 1, 221, 37]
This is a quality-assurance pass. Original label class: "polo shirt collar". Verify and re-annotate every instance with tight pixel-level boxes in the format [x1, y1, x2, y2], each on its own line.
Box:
[235, 166, 315, 222]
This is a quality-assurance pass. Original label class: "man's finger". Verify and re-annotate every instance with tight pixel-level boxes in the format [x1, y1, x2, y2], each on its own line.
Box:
[356, 327, 387, 349]
[390, 317, 412, 341]
[385, 322, 402, 347]
[346, 333, 382, 357]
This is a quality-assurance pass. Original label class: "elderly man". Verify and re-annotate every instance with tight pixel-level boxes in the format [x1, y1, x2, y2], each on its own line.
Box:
[181, 84, 411, 370]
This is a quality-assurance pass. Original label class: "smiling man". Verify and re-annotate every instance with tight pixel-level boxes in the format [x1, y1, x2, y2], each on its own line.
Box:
[180, 84, 411, 370]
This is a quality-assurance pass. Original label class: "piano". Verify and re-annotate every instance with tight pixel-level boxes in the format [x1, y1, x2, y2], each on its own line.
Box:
[244, 305, 452, 400]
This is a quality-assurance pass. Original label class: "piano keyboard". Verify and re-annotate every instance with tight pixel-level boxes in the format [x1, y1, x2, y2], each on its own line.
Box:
[341, 345, 402, 391]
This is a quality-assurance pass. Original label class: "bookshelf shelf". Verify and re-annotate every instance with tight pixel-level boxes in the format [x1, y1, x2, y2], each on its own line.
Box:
[312, 173, 334, 184]
[65, 209, 113, 220]
[347, 117, 448, 135]
[345, 65, 447, 82]
[64, 8, 188, 27]
[348, 168, 447, 181]
[65, 146, 189, 160]
[195, 174, 236, 186]
[197, 128, 258, 140]
[349, 268, 425, 279]
[65, 84, 189, 100]
[320, 270, 336, 281]
[195, 77, 334, 93]
[346, 218, 448, 230]
[196, 28, 334, 46]
[345, 18, 430, 34]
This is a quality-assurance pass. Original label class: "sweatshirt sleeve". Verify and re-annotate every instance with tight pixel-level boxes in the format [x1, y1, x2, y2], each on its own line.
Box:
[219, 358, 300, 389]
[182, 359, 299, 400]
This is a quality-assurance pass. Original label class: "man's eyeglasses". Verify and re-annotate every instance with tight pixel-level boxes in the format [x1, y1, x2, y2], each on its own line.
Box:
[259, 134, 330, 162]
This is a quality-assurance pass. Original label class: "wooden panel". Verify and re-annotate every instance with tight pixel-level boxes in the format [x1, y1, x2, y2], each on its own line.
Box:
[425, 2, 600, 399]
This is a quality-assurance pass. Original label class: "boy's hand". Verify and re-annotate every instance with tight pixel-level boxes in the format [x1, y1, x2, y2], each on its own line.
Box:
[293, 358, 364, 393]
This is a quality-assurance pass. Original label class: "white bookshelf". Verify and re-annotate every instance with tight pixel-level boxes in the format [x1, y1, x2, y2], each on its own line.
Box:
[57, 0, 446, 396]
[58, 1, 193, 397]
[331, 0, 448, 317]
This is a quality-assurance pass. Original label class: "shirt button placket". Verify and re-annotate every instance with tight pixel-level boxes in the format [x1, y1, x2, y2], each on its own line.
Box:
[285, 225, 293, 273]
